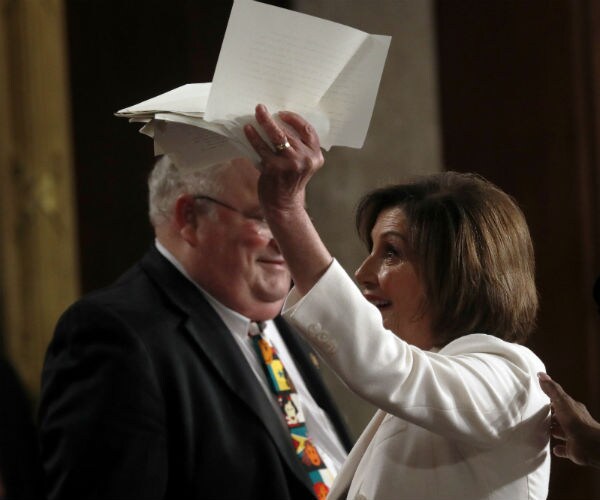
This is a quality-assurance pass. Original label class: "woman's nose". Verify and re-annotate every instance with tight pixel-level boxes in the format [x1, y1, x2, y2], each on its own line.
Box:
[355, 254, 377, 287]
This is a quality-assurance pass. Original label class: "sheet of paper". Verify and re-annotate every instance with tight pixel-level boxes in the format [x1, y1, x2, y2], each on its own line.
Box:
[204, 0, 391, 149]
[116, 83, 211, 116]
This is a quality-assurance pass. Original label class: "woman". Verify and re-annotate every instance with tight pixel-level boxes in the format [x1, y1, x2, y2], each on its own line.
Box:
[244, 105, 550, 499]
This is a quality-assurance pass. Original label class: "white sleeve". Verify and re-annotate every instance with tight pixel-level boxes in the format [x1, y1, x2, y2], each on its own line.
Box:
[283, 259, 548, 447]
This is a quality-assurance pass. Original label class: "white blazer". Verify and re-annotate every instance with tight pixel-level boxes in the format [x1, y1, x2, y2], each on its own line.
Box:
[283, 260, 550, 500]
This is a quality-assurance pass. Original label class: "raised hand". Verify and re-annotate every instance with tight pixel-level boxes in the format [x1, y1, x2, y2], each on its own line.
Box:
[243, 104, 324, 217]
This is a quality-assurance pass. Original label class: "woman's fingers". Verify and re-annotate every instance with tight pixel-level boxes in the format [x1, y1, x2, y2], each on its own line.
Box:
[278, 110, 322, 151]
[254, 104, 322, 153]
[255, 104, 290, 150]
[243, 124, 276, 167]
[245, 104, 324, 175]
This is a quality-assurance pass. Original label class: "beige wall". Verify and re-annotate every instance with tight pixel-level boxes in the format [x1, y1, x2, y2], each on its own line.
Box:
[292, 0, 442, 438]
[0, 0, 79, 394]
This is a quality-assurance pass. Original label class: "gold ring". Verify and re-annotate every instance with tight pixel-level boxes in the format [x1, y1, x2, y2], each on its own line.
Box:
[274, 140, 291, 152]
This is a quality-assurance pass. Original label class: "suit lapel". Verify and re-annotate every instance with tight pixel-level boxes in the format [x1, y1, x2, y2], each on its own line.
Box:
[139, 247, 314, 493]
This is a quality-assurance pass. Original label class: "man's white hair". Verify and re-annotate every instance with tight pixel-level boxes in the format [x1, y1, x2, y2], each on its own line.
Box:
[147, 155, 230, 226]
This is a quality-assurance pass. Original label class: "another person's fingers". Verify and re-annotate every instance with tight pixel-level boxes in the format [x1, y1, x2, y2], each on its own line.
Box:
[553, 444, 568, 459]
[551, 425, 566, 440]
[538, 372, 566, 401]
[539, 373, 592, 426]
[538, 373, 577, 420]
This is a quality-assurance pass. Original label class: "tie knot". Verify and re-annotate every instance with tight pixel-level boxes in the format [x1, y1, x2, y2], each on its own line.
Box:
[248, 321, 266, 337]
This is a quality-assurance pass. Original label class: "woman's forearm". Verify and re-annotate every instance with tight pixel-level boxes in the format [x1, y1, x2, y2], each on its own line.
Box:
[265, 205, 332, 295]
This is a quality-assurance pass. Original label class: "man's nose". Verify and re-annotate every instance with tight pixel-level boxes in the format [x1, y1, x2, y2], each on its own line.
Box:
[267, 234, 282, 253]
[256, 220, 274, 238]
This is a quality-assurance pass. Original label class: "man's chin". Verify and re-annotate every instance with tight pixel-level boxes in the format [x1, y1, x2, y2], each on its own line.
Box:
[246, 296, 287, 321]
[255, 272, 291, 292]
[253, 281, 290, 304]
[255, 290, 289, 304]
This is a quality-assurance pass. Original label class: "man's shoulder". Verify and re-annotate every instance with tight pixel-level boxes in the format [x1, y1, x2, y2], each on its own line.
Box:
[57, 257, 175, 336]
[77, 261, 154, 311]
[56, 250, 220, 347]
[71, 246, 184, 313]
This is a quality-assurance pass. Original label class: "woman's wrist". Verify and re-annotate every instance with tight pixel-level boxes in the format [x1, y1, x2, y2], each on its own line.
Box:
[265, 206, 332, 295]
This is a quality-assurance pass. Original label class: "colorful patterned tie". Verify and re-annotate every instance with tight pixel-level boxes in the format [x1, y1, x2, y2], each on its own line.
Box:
[249, 321, 332, 500]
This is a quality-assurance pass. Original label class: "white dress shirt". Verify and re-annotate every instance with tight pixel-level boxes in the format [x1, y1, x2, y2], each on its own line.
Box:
[155, 241, 347, 474]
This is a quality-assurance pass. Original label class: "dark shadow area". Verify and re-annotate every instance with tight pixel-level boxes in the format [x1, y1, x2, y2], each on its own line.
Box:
[0, 357, 43, 499]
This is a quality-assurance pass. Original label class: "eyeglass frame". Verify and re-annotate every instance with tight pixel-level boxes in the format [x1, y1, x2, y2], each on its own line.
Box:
[193, 194, 268, 228]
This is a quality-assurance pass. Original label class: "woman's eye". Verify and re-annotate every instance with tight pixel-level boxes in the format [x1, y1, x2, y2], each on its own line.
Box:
[383, 246, 399, 260]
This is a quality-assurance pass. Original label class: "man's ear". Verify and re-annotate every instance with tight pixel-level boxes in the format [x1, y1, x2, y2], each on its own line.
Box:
[173, 194, 198, 245]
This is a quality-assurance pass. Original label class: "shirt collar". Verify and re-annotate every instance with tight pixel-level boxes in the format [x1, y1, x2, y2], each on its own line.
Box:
[154, 240, 252, 341]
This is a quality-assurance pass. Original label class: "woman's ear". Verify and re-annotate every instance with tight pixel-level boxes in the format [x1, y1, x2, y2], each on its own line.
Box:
[174, 194, 198, 245]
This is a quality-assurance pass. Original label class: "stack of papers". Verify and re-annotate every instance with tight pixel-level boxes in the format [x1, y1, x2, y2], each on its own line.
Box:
[117, 83, 245, 169]
[116, 0, 391, 169]
[116, 83, 209, 123]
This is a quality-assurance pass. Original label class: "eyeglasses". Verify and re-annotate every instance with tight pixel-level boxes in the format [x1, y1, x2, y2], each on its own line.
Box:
[193, 195, 269, 229]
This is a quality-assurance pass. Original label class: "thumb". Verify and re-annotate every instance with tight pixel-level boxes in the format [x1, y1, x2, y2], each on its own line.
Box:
[538, 373, 572, 413]
[538, 373, 568, 402]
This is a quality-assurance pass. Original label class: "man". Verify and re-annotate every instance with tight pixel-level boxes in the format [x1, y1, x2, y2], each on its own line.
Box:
[39, 155, 351, 499]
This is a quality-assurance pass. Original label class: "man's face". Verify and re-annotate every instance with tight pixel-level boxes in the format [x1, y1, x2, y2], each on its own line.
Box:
[187, 159, 291, 320]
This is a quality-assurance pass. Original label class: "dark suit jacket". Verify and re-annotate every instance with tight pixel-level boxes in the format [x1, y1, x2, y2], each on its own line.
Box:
[39, 246, 352, 500]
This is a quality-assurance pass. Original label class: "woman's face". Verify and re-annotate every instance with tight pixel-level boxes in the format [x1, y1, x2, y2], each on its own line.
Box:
[355, 207, 435, 350]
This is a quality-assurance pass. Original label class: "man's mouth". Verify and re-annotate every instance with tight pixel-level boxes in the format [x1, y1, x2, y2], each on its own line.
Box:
[257, 257, 287, 266]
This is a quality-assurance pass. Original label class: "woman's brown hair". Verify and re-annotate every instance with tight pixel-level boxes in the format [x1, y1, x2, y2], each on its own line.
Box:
[356, 171, 538, 345]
